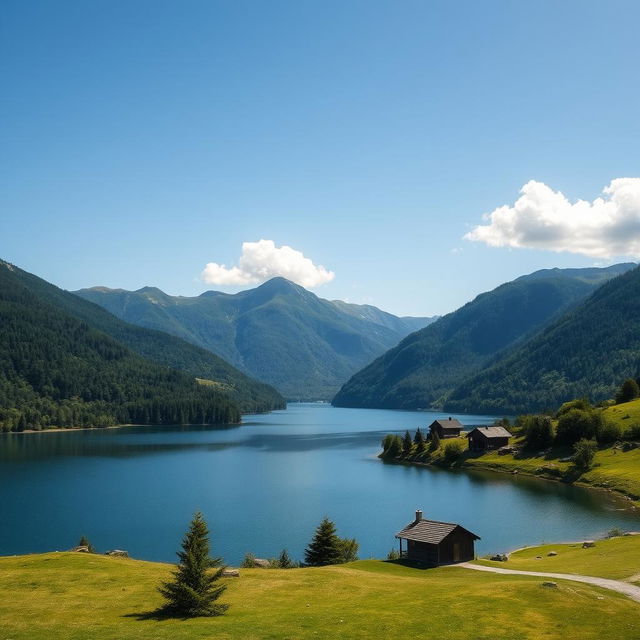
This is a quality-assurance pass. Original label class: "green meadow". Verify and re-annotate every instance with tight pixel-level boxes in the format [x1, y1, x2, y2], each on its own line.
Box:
[0, 550, 638, 640]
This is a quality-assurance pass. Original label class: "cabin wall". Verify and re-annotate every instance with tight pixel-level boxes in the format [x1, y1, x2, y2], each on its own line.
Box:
[406, 540, 439, 565]
[468, 434, 510, 450]
[438, 529, 475, 564]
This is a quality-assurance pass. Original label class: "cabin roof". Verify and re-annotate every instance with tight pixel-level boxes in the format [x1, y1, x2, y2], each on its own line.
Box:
[395, 518, 480, 544]
[429, 418, 463, 430]
[466, 426, 512, 439]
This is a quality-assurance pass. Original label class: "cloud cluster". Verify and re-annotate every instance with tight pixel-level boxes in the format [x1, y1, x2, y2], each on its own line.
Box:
[465, 178, 640, 258]
[201, 239, 335, 288]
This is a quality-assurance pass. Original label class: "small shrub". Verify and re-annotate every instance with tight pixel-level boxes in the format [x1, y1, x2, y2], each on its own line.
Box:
[338, 537, 359, 563]
[606, 528, 625, 538]
[386, 548, 400, 561]
[522, 415, 555, 450]
[241, 552, 258, 568]
[556, 398, 591, 417]
[443, 440, 464, 464]
[625, 423, 640, 441]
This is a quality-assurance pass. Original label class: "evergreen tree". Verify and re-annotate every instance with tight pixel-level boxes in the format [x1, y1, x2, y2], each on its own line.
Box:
[429, 427, 441, 451]
[402, 430, 413, 455]
[158, 512, 228, 617]
[277, 548, 295, 568]
[413, 428, 424, 446]
[77, 535, 95, 553]
[304, 517, 342, 566]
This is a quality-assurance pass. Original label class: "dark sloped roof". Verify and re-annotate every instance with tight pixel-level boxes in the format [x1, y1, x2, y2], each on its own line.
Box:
[466, 426, 512, 439]
[429, 418, 463, 430]
[396, 518, 480, 544]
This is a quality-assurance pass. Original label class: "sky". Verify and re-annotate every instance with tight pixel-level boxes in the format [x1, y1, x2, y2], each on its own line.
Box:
[1, 0, 639, 316]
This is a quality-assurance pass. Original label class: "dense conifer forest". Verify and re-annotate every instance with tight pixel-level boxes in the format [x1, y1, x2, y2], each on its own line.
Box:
[0, 261, 256, 431]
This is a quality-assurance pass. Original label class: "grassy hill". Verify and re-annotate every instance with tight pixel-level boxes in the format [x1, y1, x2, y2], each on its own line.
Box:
[0, 552, 638, 639]
[76, 278, 435, 400]
[333, 264, 633, 410]
[446, 265, 640, 414]
[0, 260, 284, 415]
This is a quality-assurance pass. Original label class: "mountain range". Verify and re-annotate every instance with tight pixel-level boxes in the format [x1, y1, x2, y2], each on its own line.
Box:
[332, 263, 636, 412]
[76, 278, 437, 400]
[0, 259, 284, 432]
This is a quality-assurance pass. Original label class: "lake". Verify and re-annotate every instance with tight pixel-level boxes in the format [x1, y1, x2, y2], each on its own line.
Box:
[0, 403, 637, 564]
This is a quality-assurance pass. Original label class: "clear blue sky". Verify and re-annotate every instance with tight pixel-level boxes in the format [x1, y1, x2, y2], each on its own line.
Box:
[1, 0, 639, 316]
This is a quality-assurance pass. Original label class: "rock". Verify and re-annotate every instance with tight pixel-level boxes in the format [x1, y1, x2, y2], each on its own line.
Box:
[535, 556, 542, 559]
[582, 541, 595, 548]
[511, 469, 518, 475]
[71, 546, 90, 553]
[105, 550, 128, 557]
[541, 581, 558, 588]
[222, 569, 240, 577]
[547, 551, 558, 556]
[490, 554, 508, 562]
[253, 558, 271, 568]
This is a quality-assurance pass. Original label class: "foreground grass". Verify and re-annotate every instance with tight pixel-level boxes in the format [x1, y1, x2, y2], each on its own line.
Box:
[0, 553, 638, 640]
[477, 534, 640, 581]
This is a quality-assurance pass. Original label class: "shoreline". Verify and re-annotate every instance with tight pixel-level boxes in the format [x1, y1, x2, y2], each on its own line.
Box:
[385, 455, 640, 511]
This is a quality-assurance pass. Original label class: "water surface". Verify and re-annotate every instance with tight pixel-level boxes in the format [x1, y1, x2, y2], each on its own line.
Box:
[1, 404, 637, 563]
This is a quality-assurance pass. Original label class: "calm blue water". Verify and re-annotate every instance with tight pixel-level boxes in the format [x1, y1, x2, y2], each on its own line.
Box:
[0, 404, 637, 564]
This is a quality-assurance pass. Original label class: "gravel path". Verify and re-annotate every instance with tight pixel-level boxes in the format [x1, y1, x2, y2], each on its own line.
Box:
[459, 562, 640, 603]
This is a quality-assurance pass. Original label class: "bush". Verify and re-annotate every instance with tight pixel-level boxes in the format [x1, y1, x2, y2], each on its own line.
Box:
[625, 423, 640, 441]
[595, 419, 622, 443]
[386, 548, 400, 561]
[443, 440, 464, 464]
[616, 378, 640, 404]
[606, 528, 625, 538]
[572, 439, 598, 470]
[241, 552, 258, 568]
[338, 537, 359, 563]
[556, 409, 602, 445]
[522, 415, 554, 450]
[556, 398, 591, 417]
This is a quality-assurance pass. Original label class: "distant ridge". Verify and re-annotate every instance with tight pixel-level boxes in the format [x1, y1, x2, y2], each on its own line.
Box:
[445, 264, 640, 414]
[332, 263, 635, 411]
[76, 278, 437, 400]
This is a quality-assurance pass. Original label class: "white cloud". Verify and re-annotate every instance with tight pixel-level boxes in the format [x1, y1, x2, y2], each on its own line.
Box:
[201, 239, 335, 288]
[464, 178, 640, 258]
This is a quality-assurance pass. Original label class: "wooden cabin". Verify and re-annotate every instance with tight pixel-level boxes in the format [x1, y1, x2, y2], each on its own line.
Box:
[466, 426, 512, 451]
[428, 417, 463, 439]
[395, 510, 480, 566]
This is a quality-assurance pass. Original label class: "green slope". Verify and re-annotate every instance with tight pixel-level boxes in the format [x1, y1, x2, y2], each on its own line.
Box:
[332, 264, 634, 410]
[446, 265, 640, 414]
[76, 277, 435, 400]
[1, 553, 638, 640]
[0, 260, 243, 431]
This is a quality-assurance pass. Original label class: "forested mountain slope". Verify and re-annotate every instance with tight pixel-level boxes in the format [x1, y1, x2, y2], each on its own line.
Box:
[0, 261, 243, 431]
[332, 264, 634, 410]
[76, 278, 435, 399]
[0, 261, 284, 427]
[445, 265, 640, 414]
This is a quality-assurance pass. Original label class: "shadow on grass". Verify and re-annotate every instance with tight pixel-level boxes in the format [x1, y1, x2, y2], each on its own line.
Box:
[384, 558, 439, 570]
[122, 608, 186, 621]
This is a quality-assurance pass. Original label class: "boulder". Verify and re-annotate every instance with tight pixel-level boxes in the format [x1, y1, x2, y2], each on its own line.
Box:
[71, 545, 90, 553]
[105, 550, 129, 558]
[490, 554, 508, 562]
[222, 569, 240, 577]
[253, 558, 271, 568]
[547, 551, 558, 556]
[541, 581, 558, 588]
[582, 541, 595, 548]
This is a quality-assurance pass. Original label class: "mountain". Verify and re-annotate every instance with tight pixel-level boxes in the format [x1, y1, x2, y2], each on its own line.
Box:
[332, 263, 635, 410]
[445, 264, 640, 414]
[75, 278, 436, 400]
[0, 261, 242, 431]
[0, 260, 284, 425]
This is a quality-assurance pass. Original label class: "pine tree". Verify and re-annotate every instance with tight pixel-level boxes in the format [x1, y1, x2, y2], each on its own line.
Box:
[414, 428, 424, 446]
[77, 535, 95, 553]
[304, 517, 342, 566]
[278, 548, 295, 568]
[158, 512, 229, 617]
[429, 427, 441, 451]
[402, 430, 413, 455]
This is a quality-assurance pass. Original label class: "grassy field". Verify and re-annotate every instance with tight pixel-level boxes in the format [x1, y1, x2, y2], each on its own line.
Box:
[478, 534, 640, 582]
[0, 552, 639, 640]
[603, 397, 640, 431]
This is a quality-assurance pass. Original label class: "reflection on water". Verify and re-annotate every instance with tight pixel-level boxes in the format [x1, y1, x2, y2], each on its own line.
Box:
[0, 404, 637, 563]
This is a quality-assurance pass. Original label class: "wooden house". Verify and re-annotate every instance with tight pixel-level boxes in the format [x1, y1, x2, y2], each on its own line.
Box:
[395, 510, 480, 565]
[428, 417, 463, 439]
[466, 426, 512, 451]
